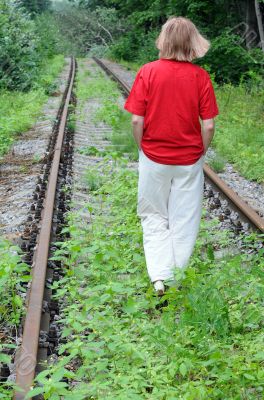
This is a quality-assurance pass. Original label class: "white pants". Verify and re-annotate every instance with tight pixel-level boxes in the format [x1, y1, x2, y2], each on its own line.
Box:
[137, 150, 204, 282]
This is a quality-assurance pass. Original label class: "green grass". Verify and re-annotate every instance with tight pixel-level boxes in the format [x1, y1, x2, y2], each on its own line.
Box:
[213, 83, 264, 182]
[76, 64, 119, 101]
[95, 103, 138, 159]
[207, 153, 226, 173]
[109, 58, 140, 72]
[76, 60, 138, 160]
[27, 157, 264, 400]
[0, 55, 65, 157]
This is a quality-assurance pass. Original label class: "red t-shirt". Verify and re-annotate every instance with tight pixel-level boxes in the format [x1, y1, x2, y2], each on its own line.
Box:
[124, 59, 219, 165]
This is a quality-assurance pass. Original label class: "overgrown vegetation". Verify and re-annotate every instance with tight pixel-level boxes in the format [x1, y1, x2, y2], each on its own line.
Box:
[207, 153, 226, 174]
[213, 83, 264, 181]
[19, 0, 51, 15]
[26, 157, 264, 399]
[68, 0, 264, 85]
[0, 1, 66, 156]
[0, 55, 65, 156]
[0, 239, 29, 328]
[0, 1, 61, 91]
[0, 239, 30, 399]
[76, 64, 138, 159]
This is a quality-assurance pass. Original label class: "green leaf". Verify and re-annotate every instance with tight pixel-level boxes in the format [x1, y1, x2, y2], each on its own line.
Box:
[122, 298, 137, 314]
[207, 244, 215, 261]
[0, 353, 11, 363]
[179, 363, 187, 377]
[244, 373, 256, 380]
[25, 387, 45, 398]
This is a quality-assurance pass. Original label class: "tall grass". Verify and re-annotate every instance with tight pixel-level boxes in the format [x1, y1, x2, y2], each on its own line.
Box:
[0, 55, 65, 157]
[213, 83, 264, 182]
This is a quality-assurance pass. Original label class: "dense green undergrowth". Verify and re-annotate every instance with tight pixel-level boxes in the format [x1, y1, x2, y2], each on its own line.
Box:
[0, 239, 29, 398]
[26, 157, 264, 399]
[19, 60, 264, 399]
[0, 55, 65, 156]
[0, 239, 29, 328]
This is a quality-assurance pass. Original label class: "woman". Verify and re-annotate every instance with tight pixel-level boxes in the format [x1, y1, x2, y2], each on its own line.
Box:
[124, 17, 219, 295]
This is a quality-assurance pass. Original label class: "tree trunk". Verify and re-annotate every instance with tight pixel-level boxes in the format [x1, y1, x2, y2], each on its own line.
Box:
[255, 0, 264, 51]
[237, 0, 259, 48]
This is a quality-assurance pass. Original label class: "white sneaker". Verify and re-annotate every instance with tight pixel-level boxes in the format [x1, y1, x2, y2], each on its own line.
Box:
[153, 280, 165, 296]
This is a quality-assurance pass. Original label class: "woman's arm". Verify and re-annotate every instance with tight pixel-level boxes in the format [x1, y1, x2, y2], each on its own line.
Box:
[201, 118, 215, 154]
[132, 114, 144, 150]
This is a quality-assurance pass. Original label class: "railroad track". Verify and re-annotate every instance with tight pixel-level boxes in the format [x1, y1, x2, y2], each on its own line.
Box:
[9, 56, 263, 399]
[12, 57, 115, 399]
[93, 57, 264, 234]
[13, 57, 76, 399]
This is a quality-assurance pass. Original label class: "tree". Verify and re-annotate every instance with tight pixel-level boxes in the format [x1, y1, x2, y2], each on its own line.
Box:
[65, 0, 264, 82]
[19, 0, 51, 15]
[0, 0, 39, 90]
[255, 0, 264, 51]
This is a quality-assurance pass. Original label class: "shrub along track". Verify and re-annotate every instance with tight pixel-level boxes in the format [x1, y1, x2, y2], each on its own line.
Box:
[2, 57, 263, 399]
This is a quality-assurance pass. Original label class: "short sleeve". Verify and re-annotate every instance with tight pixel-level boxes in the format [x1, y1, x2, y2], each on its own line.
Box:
[199, 72, 219, 120]
[124, 67, 148, 116]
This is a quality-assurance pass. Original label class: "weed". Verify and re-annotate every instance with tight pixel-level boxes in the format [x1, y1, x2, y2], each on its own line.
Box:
[0, 239, 29, 328]
[84, 169, 103, 192]
[208, 153, 226, 173]
[67, 115, 76, 132]
[32, 154, 42, 164]
[28, 157, 264, 399]
[95, 102, 138, 160]
[78, 146, 106, 157]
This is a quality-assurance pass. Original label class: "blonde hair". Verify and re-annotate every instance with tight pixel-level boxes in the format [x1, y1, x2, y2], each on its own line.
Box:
[156, 17, 210, 61]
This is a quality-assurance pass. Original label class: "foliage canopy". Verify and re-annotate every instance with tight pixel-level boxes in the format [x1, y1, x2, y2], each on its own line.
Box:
[69, 0, 264, 83]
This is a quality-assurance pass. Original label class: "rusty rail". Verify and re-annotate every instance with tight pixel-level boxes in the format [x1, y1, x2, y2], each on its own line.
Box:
[14, 57, 76, 399]
[203, 164, 264, 232]
[93, 57, 264, 233]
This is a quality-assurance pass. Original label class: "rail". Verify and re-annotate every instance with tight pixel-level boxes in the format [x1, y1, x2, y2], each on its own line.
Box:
[14, 57, 76, 399]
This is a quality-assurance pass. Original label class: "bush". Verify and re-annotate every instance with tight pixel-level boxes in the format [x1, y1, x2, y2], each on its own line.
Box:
[109, 28, 159, 64]
[0, 1, 61, 91]
[35, 12, 61, 59]
[0, 0, 40, 91]
[197, 30, 264, 84]
[109, 26, 264, 85]
[108, 30, 141, 61]
[88, 44, 109, 58]
[136, 29, 159, 64]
